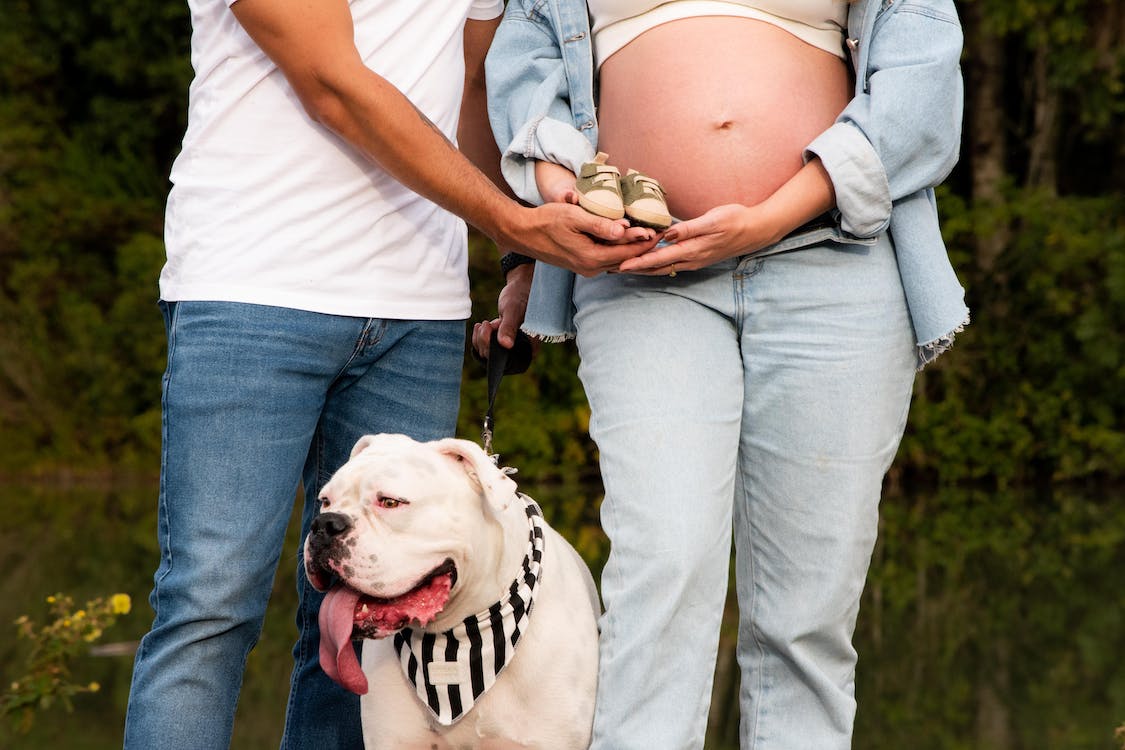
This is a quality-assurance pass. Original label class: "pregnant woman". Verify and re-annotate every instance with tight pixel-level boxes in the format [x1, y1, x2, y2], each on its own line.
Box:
[480, 1, 968, 747]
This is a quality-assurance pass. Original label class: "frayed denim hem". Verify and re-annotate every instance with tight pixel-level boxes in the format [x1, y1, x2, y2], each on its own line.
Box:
[916, 311, 971, 370]
[521, 326, 574, 344]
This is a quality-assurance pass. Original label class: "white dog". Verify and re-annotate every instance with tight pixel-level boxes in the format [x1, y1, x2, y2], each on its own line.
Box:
[304, 434, 600, 750]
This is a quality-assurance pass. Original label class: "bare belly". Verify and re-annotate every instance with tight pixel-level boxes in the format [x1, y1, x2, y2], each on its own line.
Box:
[596, 17, 851, 219]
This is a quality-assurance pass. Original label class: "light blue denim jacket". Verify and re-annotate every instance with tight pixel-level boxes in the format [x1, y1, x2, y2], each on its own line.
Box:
[485, 0, 970, 367]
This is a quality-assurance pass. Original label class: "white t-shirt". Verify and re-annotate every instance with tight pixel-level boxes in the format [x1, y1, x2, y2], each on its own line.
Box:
[159, 0, 504, 319]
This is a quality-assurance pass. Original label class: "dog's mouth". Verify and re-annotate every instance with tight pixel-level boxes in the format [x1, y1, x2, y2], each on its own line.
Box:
[352, 560, 458, 638]
[318, 560, 457, 695]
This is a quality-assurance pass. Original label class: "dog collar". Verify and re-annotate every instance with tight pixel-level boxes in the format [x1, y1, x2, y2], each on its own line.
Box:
[393, 494, 545, 726]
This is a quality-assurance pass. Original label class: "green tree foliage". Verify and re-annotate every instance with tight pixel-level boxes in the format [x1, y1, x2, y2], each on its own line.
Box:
[901, 187, 1125, 485]
[0, 0, 190, 473]
[0, 0, 1122, 487]
[851, 485, 1125, 749]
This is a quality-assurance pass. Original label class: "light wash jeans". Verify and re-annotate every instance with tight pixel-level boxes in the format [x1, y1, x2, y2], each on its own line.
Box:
[573, 234, 916, 750]
[123, 301, 464, 750]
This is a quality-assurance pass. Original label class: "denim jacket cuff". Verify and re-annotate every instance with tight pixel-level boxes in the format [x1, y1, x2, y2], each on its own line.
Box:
[500, 115, 597, 206]
[805, 122, 892, 238]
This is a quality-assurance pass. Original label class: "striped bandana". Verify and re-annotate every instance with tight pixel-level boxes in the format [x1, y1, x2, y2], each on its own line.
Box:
[393, 495, 545, 725]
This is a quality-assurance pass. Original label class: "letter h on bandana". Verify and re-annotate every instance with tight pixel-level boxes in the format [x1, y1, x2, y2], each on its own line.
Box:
[393, 497, 545, 725]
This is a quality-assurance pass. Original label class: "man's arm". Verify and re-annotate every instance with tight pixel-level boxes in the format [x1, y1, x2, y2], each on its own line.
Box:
[229, 0, 643, 275]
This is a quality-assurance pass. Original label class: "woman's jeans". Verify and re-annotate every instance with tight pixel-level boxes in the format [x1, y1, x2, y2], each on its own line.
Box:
[573, 234, 917, 750]
[123, 301, 464, 750]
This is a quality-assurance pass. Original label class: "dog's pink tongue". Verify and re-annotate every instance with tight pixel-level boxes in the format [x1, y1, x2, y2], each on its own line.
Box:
[319, 585, 369, 695]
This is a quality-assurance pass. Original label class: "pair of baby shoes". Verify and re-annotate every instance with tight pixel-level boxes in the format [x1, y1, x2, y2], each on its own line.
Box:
[575, 152, 672, 230]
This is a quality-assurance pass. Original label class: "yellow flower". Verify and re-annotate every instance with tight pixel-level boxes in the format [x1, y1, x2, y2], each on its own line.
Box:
[88, 682, 101, 692]
[75, 610, 86, 620]
[62, 619, 72, 627]
[84, 628, 103, 642]
[110, 594, 132, 615]
[46, 595, 56, 604]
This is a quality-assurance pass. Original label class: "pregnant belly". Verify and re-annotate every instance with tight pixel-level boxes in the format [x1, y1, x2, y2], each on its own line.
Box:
[596, 17, 852, 220]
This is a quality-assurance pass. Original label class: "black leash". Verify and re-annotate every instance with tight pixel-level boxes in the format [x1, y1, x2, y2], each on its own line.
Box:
[482, 329, 532, 459]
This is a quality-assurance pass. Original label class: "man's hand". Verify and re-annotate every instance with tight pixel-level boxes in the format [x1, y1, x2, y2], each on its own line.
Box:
[473, 262, 534, 360]
[513, 203, 659, 277]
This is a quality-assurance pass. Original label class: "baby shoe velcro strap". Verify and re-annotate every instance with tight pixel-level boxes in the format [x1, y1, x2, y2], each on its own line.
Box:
[580, 162, 620, 179]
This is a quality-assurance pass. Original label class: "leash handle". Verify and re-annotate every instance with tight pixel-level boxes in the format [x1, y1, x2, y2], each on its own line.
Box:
[482, 329, 532, 459]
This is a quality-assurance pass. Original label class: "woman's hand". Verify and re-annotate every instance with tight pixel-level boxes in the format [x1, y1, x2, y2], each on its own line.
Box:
[616, 158, 838, 275]
[472, 262, 535, 361]
[616, 204, 782, 275]
[535, 161, 580, 205]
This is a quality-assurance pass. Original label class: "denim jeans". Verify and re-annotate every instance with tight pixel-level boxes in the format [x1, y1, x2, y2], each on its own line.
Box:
[572, 234, 916, 750]
[123, 301, 464, 750]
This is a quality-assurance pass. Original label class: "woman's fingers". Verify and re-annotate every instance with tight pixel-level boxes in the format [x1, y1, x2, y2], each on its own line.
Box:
[617, 244, 685, 272]
[661, 212, 715, 243]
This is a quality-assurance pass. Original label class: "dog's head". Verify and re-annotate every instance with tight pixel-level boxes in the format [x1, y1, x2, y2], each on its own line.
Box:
[304, 433, 519, 693]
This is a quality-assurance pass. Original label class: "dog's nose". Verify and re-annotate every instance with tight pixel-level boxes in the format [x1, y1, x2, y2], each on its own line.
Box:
[309, 512, 352, 541]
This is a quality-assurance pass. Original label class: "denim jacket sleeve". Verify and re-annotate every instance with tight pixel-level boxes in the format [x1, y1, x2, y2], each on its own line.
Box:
[485, 0, 598, 206]
[805, 0, 964, 237]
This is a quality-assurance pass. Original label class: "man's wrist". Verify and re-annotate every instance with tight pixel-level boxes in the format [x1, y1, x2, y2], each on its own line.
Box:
[500, 252, 535, 278]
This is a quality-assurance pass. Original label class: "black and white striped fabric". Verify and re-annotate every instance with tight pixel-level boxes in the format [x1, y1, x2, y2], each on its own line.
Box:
[392, 495, 545, 725]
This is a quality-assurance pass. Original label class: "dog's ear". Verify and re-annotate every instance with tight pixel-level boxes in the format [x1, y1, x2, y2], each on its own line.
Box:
[349, 435, 378, 459]
[432, 438, 516, 514]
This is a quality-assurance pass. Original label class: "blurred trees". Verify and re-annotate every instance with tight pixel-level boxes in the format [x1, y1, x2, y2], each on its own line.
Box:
[900, 0, 1125, 485]
[0, 0, 1122, 485]
[0, 0, 190, 472]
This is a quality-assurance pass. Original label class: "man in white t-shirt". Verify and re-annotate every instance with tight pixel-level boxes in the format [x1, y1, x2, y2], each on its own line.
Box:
[122, 1, 653, 748]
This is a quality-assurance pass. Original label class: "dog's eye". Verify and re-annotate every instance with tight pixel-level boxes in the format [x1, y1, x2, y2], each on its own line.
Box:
[376, 495, 407, 509]
[319, 496, 330, 509]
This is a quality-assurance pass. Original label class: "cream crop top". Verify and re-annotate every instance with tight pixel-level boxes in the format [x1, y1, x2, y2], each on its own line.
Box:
[588, 0, 849, 68]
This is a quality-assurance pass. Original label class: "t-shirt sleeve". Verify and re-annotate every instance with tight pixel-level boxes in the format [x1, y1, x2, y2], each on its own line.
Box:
[468, 0, 505, 20]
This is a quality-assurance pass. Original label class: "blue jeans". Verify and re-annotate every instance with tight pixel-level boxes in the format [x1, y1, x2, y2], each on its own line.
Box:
[123, 301, 464, 750]
[573, 235, 916, 750]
